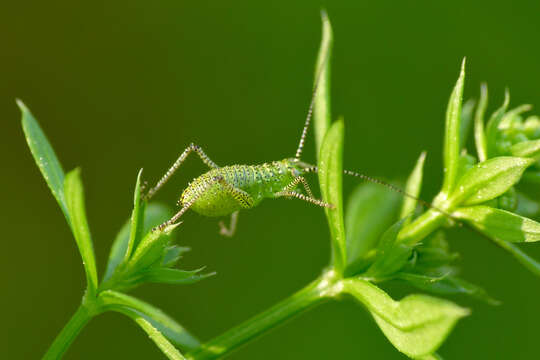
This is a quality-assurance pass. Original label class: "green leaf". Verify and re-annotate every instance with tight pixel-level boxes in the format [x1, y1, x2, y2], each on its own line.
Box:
[162, 246, 190, 268]
[343, 278, 469, 358]
[441, 59, 466, 195]
[500, 104, 532, 129]
[313, 10, 333, 156]
[397, 273, 499, 305]
[400, 152, 427, 222]
[510, 139, 540, 160]
[474, 84, 489, 161]
[104, 203, 173, 281]
[64, 168, 98, 295]
[125, 169, 147, 261]
[454, 205, 540, 243]
[99, 290, 200, 351]
[137, 268, 214, 285]
[364, 219, 412, 279]
[128, 223, 179, 272]
[460, 99, 475, 147]
[449, 156, 534, 207]
[18, 100, 69, 222]
[417, 354, 443, 360]
[318, 119, 346, 273]
[486, 90, 510, 158]
[345, 183, 400, 268]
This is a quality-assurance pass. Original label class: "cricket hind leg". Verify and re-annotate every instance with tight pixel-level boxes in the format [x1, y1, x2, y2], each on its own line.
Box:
[145, 143, 219, 200]
[215, 177, 256, 237]
[219, 211, 239, 237]
[276, 177, 334, 209]
[277, 190, 334, 209]
[153, 175, 223, 231]
[154, 176, 254, 233]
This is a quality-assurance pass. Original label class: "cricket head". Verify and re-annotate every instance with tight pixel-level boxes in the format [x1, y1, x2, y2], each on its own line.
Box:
[282, 158, 317, 177]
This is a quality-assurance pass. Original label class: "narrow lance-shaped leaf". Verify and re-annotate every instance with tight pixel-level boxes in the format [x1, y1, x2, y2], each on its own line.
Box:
[162, 245, 190, 268]
[318, 119, 346, 273]
[99, 290, 200, 351]
[18, 100, 69, 222]
[345, 183, 400, 272]
[137, 268, 214, 285]
[485, 90, 510, 158]
[459, 99, 476, 147]
[400, 151, 427, 222]
[364, 219, 412, 279]
[474, 84, 489, 161]
[64, 168, 98, 295]
[397, 272, 500, 306]
[125, 169, 147, 261]
[313, 10, 333, 156]
[128, 223, 180, 272]
[510, 139, 540, 160]
[454, 205, 540, 243]
[449, 156, 534, 207]
[499, 104, 532, 129]
[441, 59, 466, 195]
[343, 278, 469, 358]
[104, 203, 173, 282]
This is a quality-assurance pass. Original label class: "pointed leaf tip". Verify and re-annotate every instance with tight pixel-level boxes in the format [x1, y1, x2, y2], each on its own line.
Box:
[16, 98, 26, 111]
[20, 100, 70, 223]
[450, 156, 534, 206]
[164, 222, 182, 234]
[313, 10, 333, 156]
[442, 59, 466, 195]
[400, 151, 427, 221]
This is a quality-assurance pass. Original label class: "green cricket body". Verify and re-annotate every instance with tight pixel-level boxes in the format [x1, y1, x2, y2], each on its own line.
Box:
[180, 158, 311, 217]
[147, 42, 335, 232]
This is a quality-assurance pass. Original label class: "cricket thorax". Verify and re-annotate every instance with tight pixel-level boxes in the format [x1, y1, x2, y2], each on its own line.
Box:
[180, 160, 298, 217]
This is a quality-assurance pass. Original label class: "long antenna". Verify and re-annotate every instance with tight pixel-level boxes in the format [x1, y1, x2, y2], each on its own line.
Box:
[295, 13, 332, 161]
[304, 166, 455, 220]
[342, 169, 442, 214]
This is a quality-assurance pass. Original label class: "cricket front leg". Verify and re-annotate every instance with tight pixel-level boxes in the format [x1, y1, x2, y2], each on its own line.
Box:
[145, 143, 219, 200]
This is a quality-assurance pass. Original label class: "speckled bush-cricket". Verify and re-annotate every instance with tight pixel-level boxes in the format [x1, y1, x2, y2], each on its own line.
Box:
[144, 73, 335, 236]
[143, 59, 423, 236]
[143, 30, 434, 236]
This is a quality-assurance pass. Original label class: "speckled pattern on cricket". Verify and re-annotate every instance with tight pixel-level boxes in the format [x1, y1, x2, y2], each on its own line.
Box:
[181, 160, 305, 217]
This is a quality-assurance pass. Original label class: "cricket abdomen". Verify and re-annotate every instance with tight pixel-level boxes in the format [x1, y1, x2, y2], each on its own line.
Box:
[180, 161, 295, 217]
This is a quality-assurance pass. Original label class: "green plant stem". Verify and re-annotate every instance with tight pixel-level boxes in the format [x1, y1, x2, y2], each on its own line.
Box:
[186, 274, 336, 360]
[43, 301, 97, 360]
[99, 290, 201, 350]
[134, 317, 186, 360]
[397, 208, 447, 245]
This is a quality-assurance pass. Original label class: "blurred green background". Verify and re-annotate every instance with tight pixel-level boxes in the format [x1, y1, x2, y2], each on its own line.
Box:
[2, 1, 540, 358]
